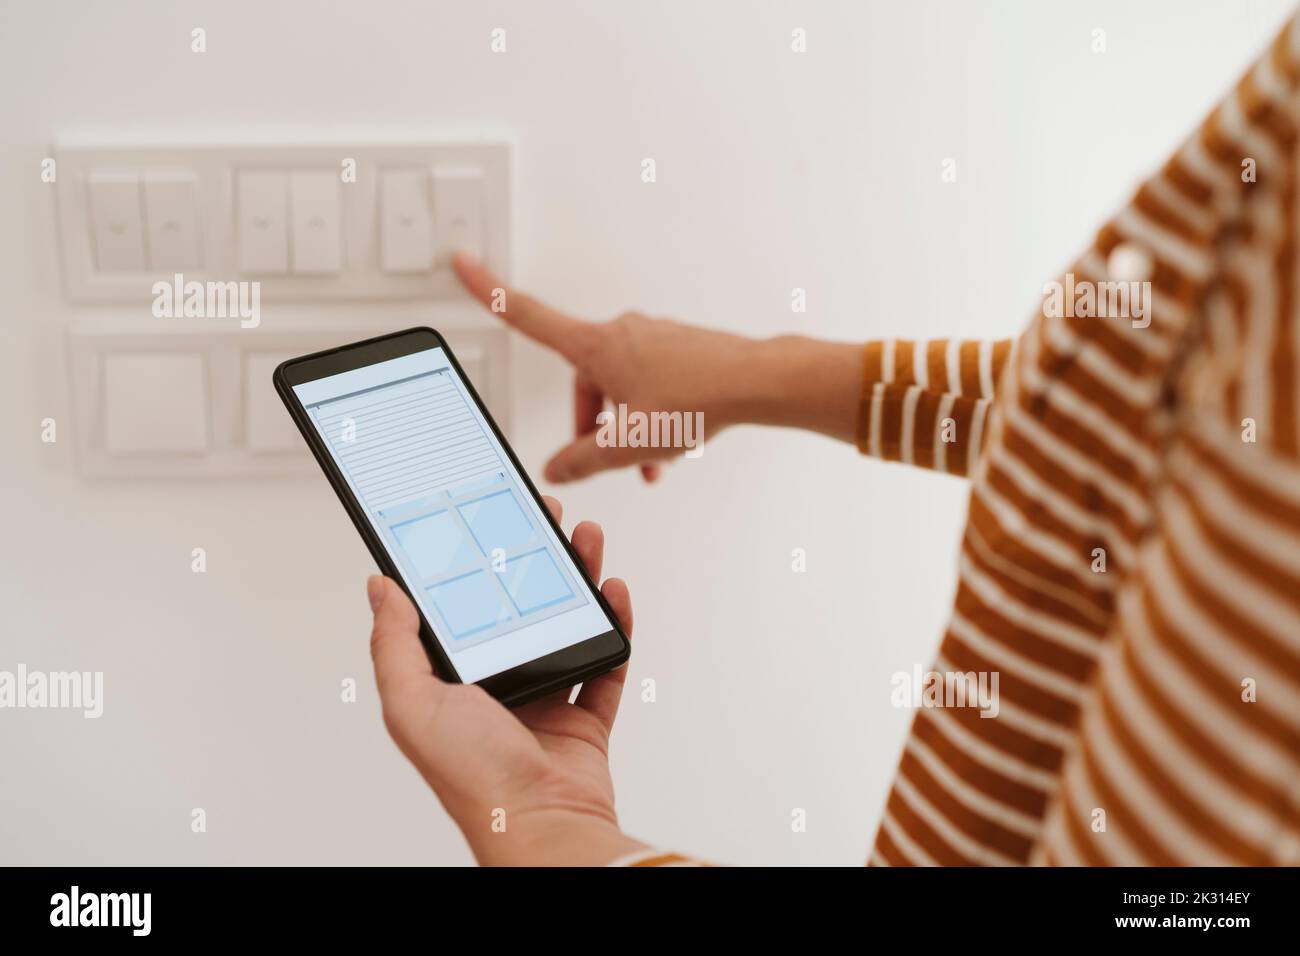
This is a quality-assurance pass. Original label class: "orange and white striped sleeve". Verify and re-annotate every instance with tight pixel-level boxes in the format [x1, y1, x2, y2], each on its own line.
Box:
[606, 849, 712, 867]
[856, 338, 1015, 476]
[609, 340, 1017, 869]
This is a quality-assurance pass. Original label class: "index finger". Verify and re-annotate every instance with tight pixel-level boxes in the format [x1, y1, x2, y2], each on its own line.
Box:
[452, 252, 593, 361]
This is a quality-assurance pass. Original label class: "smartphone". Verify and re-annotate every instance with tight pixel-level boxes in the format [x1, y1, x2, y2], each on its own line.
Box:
[274, 326, 630, 707]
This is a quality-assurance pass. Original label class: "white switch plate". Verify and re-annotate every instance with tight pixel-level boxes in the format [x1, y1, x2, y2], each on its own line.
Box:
[54, 138, 510, 303]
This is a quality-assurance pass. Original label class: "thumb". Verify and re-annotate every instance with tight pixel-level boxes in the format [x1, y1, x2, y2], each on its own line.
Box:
[368, 576, 439, 701]
[543, 433, 670, 483]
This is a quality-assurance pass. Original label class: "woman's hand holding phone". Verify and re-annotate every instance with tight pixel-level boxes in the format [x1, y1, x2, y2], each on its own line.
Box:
[452, 252, 863, 483]
[367, 495, 647, 866]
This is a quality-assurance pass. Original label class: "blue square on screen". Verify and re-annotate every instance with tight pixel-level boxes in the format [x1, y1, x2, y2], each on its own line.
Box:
[458, 491, 535, 556]
[427, 571, 513, 639]
[393, 511, 479, 578]
[502, 550, 573, 615]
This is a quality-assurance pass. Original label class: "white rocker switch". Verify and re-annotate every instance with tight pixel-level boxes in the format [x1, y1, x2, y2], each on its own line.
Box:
[87, 172, 146, 272]
[237, 170, 290, 275]
[380, 167, 435, 274]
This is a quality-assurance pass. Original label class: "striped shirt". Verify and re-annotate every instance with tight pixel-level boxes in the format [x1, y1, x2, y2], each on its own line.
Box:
[623, 11, 1300, 867]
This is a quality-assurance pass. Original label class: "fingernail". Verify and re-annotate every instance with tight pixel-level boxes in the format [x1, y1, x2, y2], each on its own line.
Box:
[366, 576, 386, 612]
[453, 250, 479, 268]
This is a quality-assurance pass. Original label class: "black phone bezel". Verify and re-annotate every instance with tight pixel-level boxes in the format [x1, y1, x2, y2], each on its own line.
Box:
[272, 326, 630, 708]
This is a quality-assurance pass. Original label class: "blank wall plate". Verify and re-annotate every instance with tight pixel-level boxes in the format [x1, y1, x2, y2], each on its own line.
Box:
[104, 352, 210, 454]
[244, 351, 304, 453]
[67, 307, 510, 479]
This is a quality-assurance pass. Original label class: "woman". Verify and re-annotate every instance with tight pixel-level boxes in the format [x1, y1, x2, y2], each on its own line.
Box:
[366, 14, 1300, 866]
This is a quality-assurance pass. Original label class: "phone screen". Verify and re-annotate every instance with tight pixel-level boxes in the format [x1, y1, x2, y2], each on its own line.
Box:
[292, 344, 615, 683]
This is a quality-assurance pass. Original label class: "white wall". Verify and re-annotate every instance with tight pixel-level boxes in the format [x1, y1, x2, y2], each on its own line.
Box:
[1, 0, 1293, 865]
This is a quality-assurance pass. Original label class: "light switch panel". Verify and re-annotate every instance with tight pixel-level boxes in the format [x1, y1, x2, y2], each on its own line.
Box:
[103, 352, 209, 455]
[57, 141, 508, 302]
[143, 171, 202, 272]
[433, 167, 484, 263]
[289, 171, 342, 275]
[380, 168, 435, 273]
[87, 172, 146, 272]
[237, 171, 289, 274]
